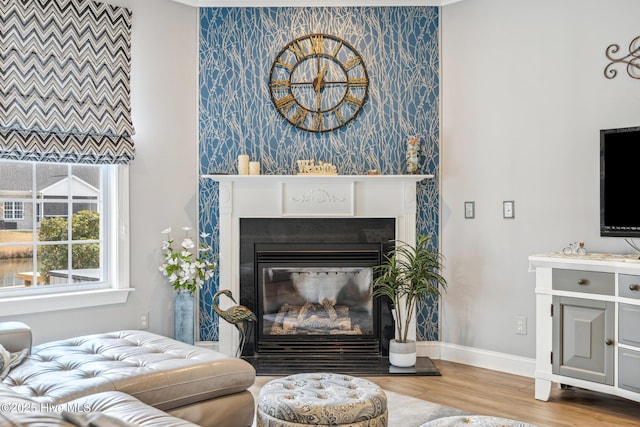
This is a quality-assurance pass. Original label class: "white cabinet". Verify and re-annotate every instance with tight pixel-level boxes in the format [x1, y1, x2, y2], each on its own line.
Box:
[529, 253, 640, 403]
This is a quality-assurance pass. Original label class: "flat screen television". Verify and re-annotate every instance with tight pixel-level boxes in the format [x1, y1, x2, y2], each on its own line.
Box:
[600, 126, 640, 237]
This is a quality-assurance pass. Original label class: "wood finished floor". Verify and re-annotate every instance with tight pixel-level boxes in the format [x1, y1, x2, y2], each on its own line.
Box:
[251, 360, 640, 427]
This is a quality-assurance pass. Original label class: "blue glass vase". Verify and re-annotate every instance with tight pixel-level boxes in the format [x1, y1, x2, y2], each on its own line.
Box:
[174, 290, 195, 345]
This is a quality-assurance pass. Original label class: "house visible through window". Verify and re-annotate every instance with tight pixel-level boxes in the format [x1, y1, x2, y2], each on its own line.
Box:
[3, 201, 24, 220]
[0, 160, 105, 290]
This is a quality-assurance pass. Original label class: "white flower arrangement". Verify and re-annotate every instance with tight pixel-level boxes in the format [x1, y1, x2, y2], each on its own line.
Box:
[159, 226, 216, 294]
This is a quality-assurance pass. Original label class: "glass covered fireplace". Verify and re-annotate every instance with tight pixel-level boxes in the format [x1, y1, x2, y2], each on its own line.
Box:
[239, 218, 395, 360]
[256, 243, 381, 355]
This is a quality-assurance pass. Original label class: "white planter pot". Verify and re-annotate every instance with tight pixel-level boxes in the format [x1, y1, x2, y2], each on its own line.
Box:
[389, 338, 416, 367]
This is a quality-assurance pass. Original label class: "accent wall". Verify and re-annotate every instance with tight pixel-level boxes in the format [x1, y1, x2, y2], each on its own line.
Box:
[198, 7, 440, 342]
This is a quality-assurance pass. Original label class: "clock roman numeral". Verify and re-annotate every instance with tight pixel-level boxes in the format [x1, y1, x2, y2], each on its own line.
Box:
[275, 94, 297, 113]
[333, 108, 346, 125]
[314, 112, 323, 131]
[291, 108, 308, 126]
[344, 94, 363, 109]
[289, 41, 306, 61]
[347, 77, 368, 87]
[331, 40, 343, 58]
[275, 59, 294, 72]
[310, 35, 324, 55]
[270, 79, 290, 90]
[343, 56, 361, 70]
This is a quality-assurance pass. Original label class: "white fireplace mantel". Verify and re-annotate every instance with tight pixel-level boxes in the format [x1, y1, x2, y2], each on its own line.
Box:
[202, 174, 433, 356]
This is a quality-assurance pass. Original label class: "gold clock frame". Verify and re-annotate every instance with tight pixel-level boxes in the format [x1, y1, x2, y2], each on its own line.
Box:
[269, 34, 369, 133]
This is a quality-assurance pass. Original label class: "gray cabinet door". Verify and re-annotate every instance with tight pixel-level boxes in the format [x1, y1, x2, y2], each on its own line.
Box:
[552, 296, 614, 385]
[620, 348, 640, 393]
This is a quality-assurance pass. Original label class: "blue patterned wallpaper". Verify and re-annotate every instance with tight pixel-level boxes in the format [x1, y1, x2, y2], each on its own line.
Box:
[198, 7, 440, 342]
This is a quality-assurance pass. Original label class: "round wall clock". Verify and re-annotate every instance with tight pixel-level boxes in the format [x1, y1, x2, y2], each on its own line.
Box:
[269, 34, 369, 133]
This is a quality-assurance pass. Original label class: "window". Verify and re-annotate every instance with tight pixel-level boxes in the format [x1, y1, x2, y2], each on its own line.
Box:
[0, 160, 131, 315]
[3, 201, 24, 220]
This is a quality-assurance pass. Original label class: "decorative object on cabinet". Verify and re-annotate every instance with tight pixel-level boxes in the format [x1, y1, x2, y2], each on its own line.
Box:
[213, 289, 256, 358]
[371, 235, 447, 367]
[269, 34, 369, 133]
[562, 242, 587, 255]
[529, 252, 640, 403]
[406, 136, 420, 174]
[604, 35, 640, 79]
[297, 159, 338, 175]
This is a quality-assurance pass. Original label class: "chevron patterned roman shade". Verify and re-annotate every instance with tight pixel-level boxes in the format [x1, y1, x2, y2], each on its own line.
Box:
[0, 0, 135, 164]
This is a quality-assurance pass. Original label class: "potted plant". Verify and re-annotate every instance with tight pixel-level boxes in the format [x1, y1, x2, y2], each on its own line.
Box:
[372, 234, 447, 367]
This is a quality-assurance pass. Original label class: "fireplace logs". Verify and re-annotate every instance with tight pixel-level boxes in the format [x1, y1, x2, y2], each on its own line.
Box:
[270, 301, 362, 335]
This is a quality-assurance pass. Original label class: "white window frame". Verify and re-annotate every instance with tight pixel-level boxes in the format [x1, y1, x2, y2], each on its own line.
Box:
[0, 164, 132, 316]
[3, 201, 24, 220]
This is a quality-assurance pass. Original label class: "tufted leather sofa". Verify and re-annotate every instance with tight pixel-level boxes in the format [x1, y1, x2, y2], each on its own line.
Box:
[0, 322, 256, 426]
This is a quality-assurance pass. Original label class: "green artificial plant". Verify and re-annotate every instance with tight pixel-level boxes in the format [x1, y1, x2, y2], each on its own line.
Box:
[372, 234, 447, 343]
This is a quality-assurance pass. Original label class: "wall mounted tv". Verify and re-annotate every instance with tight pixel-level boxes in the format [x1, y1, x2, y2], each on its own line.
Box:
[600, 126, 640, 237]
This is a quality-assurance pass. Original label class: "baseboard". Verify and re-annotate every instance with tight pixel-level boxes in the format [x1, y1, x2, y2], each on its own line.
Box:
[417, 341, 535, 378]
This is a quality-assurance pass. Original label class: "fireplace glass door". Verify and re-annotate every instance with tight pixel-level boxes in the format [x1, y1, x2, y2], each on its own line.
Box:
[260, 266, 374, 337]
[255, 243, 382, 355]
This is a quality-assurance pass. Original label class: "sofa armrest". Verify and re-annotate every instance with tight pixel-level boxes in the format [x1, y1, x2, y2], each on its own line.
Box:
[0, 322, 32, 354]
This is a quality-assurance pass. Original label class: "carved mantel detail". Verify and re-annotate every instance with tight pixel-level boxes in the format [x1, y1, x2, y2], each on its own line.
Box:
[290, 188, 346, 204]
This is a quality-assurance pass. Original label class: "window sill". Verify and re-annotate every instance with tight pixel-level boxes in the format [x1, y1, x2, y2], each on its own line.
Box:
[0, 288, 134, 316]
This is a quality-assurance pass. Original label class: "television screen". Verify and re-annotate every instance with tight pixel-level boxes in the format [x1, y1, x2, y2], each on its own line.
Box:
[600, 126, 640, 237]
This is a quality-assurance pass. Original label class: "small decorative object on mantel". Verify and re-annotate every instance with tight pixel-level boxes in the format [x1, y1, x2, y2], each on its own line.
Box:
[406, 136, 420, 174]
[604, 35, 640, 80]
[297, 159, 338, 175]
[249, 161, 260, 175]
[238, 154, 249, 175]
[160, 227, 216, 345]
[213, 289, 256, 358]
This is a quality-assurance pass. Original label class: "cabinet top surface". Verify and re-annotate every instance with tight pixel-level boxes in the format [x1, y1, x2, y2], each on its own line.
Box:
[529, 252, 640, 271]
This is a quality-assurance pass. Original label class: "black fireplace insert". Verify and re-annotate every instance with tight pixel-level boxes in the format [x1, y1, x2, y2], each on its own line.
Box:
[239, 218, 395, 360]
[255, 243, 383, 356]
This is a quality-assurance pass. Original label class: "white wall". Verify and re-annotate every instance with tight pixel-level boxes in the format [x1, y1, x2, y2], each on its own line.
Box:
[5, 0, 199, 345]
[441, 0, 640, 358]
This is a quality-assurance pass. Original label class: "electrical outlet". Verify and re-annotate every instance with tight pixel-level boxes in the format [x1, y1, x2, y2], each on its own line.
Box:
[139, 312, 149, 329]
[515, 315, 527, 335]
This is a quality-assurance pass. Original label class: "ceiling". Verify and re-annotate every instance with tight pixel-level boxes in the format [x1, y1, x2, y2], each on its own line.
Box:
[169, 0, 461, 7]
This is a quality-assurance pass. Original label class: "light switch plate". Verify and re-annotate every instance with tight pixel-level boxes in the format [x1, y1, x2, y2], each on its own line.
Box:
[464, 201, 475, 219]
[503, 200, 515, 219]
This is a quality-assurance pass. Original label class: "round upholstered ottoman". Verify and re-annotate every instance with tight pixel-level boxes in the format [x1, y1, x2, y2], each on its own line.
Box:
[257, 372, 388, 427]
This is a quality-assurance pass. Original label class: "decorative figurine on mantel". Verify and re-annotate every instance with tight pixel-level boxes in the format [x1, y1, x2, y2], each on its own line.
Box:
[213, 289, 256, 358]
[297, 159, 338, 175]
[406, 136, 420, 174]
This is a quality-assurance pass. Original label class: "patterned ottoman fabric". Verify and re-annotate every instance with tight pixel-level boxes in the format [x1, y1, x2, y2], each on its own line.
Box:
[257, 373, 388, 427]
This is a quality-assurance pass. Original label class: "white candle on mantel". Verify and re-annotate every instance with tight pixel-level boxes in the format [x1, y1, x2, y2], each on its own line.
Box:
[249, 161, 260, 175]
[238, 155, 249, 175]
